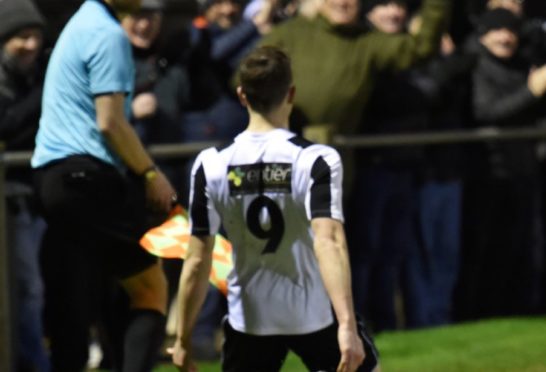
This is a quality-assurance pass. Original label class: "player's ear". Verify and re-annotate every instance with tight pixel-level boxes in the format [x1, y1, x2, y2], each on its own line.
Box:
[287, 85, 296, 104]
[237, 86, 249, 107]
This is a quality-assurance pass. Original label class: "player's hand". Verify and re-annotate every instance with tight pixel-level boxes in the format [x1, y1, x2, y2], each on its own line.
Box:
[337, 324, 365, 372]
[169, 340, 198, 372]
[145, 168, 177, 213]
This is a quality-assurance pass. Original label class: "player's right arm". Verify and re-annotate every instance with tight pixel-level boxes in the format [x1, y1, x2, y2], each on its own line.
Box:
[171, 234, 215, 372]
[172, 153, 221, 371]
[312, 218, 365, 372]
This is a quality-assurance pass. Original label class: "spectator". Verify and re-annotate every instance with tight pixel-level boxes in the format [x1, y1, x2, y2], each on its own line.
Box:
[466, 0, 546, 65]
[260, 0, 450, 138]
[31, 0, 176, 370]
[0, 1, 49, 370]
[457, 8, 546, 320]
[122, 0, 191, 195]
[364, 0, 409, 33]
[351, 0, 432, 332]
[487, 0, 546, 316]
[486, 0, 524, 17]
[408, 15, 474, 326]
[123, 0, 190, 147]
[182, 0, 278, 142]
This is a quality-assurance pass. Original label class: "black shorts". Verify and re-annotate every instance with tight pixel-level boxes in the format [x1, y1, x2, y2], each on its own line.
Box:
[34, 155, 158, 279]
[222, 316, 379, 372]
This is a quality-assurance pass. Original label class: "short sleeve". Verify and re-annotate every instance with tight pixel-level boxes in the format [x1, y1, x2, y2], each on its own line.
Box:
[86, 28, 134, 96]
[305, 148, 344, 222]
[189, 153, 221, 236]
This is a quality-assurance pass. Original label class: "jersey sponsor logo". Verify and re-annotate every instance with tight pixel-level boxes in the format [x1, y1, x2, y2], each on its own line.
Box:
[228, 163, 292, 195]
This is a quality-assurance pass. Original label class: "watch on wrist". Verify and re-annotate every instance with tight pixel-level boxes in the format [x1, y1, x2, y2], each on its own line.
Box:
[141, 165, 159, 182]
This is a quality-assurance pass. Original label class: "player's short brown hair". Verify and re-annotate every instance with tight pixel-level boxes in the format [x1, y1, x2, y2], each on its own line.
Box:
[238, 46, 292, 114]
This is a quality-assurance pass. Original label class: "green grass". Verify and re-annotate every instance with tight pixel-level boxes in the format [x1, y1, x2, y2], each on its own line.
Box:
[99, 317, 546, 371]
[374, 317, 546, 372]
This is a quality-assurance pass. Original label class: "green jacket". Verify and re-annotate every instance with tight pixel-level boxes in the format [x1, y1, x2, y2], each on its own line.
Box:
[261, 0, 451, 135]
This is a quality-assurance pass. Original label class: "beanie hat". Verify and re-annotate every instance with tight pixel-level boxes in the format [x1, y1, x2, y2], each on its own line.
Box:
[141, 0, 165, 11]
[0, 0, 45, 41]
[362, 0, 408, 15]
[477, 8, 522, 36]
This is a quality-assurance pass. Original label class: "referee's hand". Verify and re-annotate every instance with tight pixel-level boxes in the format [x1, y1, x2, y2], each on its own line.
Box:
[337, 325, 365, 372]
[145, 169, 177, 213]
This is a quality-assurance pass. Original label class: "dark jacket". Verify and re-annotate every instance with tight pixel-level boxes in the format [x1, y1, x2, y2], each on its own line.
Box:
[187, 17, 260, 100]
[179, 18, 258, 142]
[469, 45, 546, 178]
[356, 51, 473, 174]
[357, 68, 428, 169]
[419, 52, 474, 180]
[0, 51, 43, 151]
[131, 46, 191, 145]
[0, 50, 44, 189]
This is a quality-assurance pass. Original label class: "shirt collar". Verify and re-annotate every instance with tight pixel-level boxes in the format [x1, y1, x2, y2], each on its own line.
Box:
[92, 0, 120, 23]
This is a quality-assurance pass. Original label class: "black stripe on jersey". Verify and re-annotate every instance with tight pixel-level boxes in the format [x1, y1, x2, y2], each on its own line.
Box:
[288, 136, 314, 149]
[190, 164, 210, 235]
[215, 140, 235, 152]
[310, 156, 332, 218]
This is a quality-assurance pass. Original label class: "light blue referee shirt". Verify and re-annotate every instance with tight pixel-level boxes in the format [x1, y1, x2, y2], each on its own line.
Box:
[32, 0, 134, 169]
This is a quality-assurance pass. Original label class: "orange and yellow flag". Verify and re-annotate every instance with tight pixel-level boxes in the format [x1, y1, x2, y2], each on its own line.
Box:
[140, 205, 232, 296]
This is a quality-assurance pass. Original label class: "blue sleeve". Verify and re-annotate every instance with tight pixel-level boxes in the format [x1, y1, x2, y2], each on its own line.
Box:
[86, 28, 134, 96]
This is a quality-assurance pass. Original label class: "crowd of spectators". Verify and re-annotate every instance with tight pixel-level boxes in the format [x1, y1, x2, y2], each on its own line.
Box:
[2, 0, 546, 369]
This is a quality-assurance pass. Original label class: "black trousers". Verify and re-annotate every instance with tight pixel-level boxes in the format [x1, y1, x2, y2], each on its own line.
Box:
[34, 155, 159, 371]
[222, 316, 379, 372]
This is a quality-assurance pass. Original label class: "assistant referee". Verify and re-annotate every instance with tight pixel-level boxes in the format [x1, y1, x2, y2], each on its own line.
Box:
[32, 0, 176, 371]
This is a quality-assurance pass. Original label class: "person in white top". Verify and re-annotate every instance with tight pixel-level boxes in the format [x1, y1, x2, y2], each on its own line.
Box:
[171, 46, 379, 372]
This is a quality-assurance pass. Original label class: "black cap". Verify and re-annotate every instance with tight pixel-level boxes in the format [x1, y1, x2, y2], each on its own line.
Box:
[477, 8, 522, 36]
[362, 0, 408, 15]
[0, 0, 45, 41]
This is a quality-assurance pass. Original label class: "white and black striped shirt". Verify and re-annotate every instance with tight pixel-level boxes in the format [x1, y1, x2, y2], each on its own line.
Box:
[189, 128, 343, 335]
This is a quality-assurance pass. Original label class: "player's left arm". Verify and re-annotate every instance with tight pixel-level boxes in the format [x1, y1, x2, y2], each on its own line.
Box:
[171, 234, 215, 372]
[312, 218, 364, 372]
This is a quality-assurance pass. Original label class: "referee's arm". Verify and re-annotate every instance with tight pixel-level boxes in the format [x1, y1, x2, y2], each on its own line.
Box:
[312, 218, 365, 372]
[95, 93, 176, 212]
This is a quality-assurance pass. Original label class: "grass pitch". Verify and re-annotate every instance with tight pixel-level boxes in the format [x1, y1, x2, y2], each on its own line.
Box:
[98, 317, 546, 371]
[374, 317, 546, 372]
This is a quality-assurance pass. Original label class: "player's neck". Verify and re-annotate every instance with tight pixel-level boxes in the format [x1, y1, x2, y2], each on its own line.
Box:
[246, 110, 289, 133]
